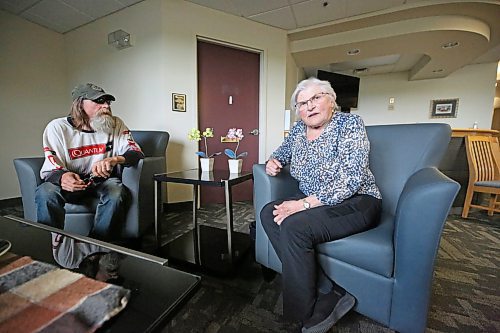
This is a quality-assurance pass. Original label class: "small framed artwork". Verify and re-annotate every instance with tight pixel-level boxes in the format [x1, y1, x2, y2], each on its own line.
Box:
[172, 93, 186, 112]
[430, 98, 459, 118]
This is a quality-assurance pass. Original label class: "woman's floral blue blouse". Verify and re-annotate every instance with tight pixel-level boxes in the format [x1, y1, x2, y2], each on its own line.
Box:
[271, 112, 381, 205]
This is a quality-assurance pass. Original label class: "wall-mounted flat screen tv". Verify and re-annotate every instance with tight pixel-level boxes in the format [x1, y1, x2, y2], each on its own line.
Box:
[317, 70, 360, 112]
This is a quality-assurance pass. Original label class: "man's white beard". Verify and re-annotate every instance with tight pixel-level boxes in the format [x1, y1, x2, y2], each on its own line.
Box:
[90, 114, 115, 134]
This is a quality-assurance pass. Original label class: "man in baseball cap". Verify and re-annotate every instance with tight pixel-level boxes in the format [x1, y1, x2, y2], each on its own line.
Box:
[71, 83, 116, 102]
[35, 83, 143, 241]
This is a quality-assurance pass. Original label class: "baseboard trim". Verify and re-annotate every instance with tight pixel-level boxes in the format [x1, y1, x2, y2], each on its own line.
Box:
[0, 197, 22, 209]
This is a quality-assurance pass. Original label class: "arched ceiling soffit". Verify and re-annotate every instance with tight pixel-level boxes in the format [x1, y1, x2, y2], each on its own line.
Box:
[289, 1, 499, 80]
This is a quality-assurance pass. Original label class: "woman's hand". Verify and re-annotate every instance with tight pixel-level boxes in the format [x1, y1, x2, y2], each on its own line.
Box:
[273, 200, 303, 225]
[266, 158, 283, 176]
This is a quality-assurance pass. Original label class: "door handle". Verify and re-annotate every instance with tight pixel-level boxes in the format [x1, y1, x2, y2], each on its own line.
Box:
[249, 129, 259, 136]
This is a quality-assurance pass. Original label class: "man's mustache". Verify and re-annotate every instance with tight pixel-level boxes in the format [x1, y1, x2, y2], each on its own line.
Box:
[97, 108, 112, 116]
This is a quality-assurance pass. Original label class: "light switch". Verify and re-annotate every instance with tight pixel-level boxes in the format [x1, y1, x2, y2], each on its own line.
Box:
[388, 97, 395, 111]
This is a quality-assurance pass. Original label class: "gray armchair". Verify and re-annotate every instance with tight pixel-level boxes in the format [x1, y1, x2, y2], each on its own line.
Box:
[253, 123, 459, 333]
[13, 130, 169, 239]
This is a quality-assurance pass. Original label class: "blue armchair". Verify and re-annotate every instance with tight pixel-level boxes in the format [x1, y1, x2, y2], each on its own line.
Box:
[253, 123, 459, 333]
[13, 130, 169, 239]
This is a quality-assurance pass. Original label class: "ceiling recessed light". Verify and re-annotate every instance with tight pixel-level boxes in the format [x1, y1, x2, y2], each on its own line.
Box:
[347, 49, 360, 55]
[353, 68, 368, 74]
[432, 69, 444, 73]
[442, 41, 460, 49]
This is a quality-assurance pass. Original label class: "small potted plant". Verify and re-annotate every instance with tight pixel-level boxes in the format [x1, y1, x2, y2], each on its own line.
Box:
[224, 128, 248, 173]
[188, 127, 221, 172]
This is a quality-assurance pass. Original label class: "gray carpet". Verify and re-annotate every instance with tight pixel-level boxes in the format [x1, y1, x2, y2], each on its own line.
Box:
[2, 203, 499, 332]
[158, 203, 499, 333]
[428, 214, 499, 333]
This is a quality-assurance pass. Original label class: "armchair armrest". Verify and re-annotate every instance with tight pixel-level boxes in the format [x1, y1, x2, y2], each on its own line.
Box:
[121, 159, 142, 237]
[253, 164, 299, 214]
[121, 157, 165, 238]
[13, 157, 45, 222]
[390, 167, 459, 332]
[253, 164, 299, 270]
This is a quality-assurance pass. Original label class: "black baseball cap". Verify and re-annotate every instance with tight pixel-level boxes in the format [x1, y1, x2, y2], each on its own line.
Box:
[71, 83, 116, 102]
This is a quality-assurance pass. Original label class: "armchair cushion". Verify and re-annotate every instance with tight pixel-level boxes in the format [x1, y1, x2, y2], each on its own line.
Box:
[317, 212, 395, 277]
[366, 124, 452, 216]
[475, 180, 500, 187]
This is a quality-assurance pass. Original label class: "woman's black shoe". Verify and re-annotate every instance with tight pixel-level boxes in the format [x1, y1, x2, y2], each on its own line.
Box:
[301, 292, 355, 333]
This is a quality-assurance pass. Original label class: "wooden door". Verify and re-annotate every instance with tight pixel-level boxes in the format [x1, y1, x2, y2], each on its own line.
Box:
[197, 40, 260, 204]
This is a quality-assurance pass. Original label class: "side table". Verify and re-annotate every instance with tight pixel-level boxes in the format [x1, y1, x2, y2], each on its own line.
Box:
[154, 169, 253, 267]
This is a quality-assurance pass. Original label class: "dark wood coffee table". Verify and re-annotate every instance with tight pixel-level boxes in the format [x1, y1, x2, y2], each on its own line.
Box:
[0, 215, 200, 332]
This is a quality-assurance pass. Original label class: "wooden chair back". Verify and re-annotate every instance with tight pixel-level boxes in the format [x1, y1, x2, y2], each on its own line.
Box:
[462, 135, 500, 218]
[465, 135, 500, 183]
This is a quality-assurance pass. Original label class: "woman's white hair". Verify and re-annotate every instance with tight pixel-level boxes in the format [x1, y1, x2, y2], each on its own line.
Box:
[290, 77, 337, 114]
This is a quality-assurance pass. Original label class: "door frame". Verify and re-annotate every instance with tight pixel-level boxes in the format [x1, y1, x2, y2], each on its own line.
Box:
[196, 35, 267, 163]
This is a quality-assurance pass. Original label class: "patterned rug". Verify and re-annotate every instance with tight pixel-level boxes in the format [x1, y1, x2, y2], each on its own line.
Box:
[0, 255, 129, 333]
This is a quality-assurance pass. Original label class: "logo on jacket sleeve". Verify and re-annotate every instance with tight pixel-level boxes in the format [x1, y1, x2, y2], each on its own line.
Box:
[44, 147, 64, 169]
[123, 130, 142, 152]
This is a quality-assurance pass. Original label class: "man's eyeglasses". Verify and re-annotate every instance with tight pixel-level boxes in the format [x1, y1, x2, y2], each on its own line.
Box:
[295, 92, 330, 111]
[92, 97, 112, 105]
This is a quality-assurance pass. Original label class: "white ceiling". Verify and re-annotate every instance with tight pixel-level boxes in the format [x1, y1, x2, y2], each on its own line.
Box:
[185, 0, 500, 80]
[0, 0, 145, 34]
[186, 0, 426, 31]
[1, 0, 499, 80]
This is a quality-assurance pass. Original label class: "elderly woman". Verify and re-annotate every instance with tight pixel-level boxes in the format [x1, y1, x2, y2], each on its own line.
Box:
[261, 77, 381, 333]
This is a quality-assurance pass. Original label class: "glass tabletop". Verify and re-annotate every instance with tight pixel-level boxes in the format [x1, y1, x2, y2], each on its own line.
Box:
[154, 169, 253, 186]
[0, 215, 200, 333]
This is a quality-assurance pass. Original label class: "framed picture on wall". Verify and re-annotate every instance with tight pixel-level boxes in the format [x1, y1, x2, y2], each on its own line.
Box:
[172, 93, 186, 112]
[430, 98, 459, 118]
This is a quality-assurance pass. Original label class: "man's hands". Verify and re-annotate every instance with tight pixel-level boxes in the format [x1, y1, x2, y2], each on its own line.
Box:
[91, 156, 123, 178]
[61, 172, 87, 192]
[266, 158, 282, 176]
[60, 156, 125, 192]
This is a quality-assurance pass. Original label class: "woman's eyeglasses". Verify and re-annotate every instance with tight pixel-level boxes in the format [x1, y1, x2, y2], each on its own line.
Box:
[295, 92, 329, 111]
[92, 97, 112, 105]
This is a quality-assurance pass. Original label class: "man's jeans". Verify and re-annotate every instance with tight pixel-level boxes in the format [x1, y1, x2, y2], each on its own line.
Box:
[35, 177, 129, 240]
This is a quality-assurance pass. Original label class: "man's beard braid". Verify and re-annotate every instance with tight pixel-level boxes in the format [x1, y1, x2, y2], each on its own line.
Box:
[90, 110, 115, 134]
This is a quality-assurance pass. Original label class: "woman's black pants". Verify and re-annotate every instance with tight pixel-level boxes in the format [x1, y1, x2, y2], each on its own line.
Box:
[260, 194, 381, 323]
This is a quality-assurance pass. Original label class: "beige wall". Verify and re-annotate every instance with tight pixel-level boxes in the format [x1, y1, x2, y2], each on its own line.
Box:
[0, 10, 66, 200]
[355, 62, 497, 127]
[285, 44, 305, 125]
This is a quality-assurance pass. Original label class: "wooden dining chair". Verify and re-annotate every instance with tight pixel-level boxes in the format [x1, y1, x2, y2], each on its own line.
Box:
[462, 135, 500, 218]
